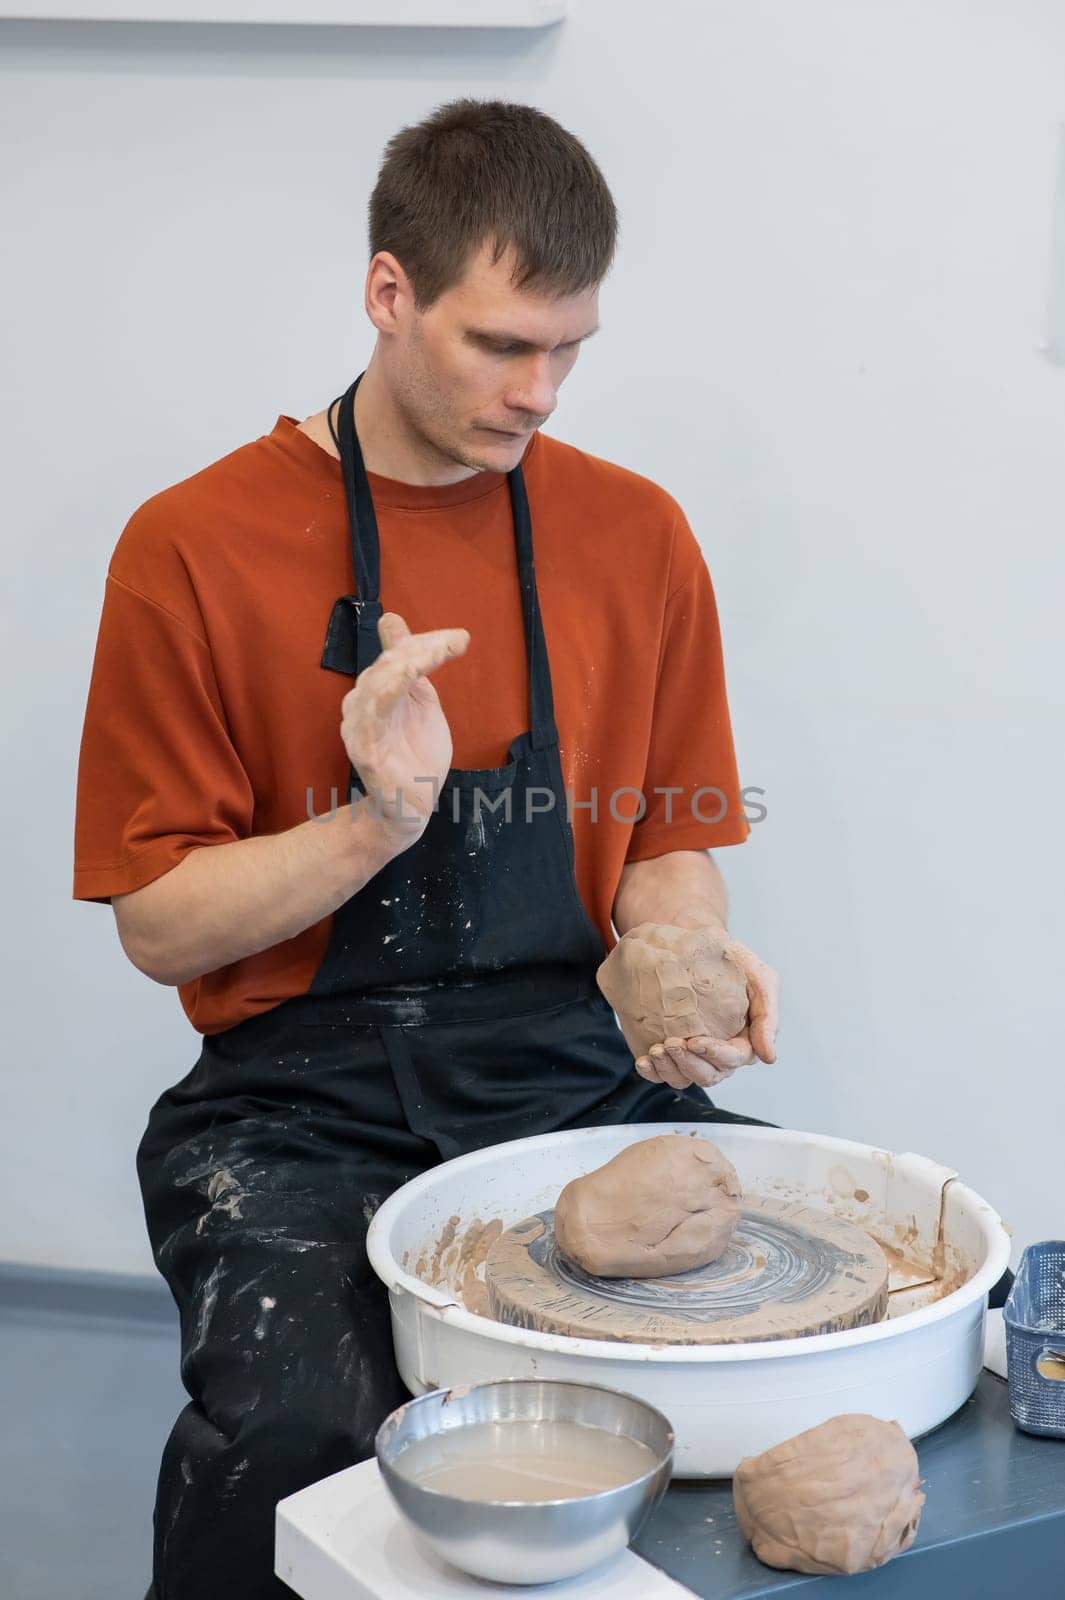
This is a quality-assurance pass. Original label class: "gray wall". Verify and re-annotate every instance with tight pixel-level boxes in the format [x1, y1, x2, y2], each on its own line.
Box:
[3, 2, 1062, 1273]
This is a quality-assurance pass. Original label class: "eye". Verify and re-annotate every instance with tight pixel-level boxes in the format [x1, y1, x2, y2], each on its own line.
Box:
[484, 339, 580, 356]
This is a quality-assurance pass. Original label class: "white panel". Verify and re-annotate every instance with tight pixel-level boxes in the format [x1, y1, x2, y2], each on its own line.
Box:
[5, 0, 1064, 1292]
[2, 0, 564, 24]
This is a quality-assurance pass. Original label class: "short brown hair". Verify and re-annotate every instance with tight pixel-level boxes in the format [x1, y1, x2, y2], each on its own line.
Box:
[369, 98, 618, 310]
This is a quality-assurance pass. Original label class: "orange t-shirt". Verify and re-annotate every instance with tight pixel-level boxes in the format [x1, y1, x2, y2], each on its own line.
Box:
[73, 417, 750, 1033]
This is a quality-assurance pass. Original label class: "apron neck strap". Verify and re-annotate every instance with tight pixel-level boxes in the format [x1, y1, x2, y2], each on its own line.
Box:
[333, 373, 380, 605]
[506, 462, 558, 750]
[330, 374, 558, 750]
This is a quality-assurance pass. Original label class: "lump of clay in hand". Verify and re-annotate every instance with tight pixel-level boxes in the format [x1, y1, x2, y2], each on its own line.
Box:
[596, 922, 748, 1060]
[554, 1134, 742, 1278]
[732, 1414, 925, 1576]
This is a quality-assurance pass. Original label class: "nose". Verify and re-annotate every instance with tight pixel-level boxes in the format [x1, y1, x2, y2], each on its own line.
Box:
[505, 355, 558, 425]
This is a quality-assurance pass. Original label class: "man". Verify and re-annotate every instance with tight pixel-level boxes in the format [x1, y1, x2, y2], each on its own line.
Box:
[74, 98, 779, 1600]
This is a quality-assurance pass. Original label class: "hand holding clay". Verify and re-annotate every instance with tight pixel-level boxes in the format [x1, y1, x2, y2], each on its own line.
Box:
[732, 1414, 925, 1576]
[340, 611, 470, 851]
[597, 923, 778, 1090]
[554, 1134, 742, 1278]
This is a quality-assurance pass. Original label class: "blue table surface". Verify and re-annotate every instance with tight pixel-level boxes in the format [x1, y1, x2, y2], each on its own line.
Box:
[633, 1372, 1065, 1598]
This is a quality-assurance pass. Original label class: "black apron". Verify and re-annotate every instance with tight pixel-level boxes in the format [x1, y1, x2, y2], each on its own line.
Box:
[136, 373, 763, 1600]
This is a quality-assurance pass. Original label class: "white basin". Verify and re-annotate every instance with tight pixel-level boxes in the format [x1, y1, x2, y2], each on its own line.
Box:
[367, 1124, 1010, 1476]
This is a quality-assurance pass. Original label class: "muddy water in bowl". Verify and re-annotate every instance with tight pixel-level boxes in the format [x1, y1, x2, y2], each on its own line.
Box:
[375, 1380, 674, 1583]
[395, 1418, 659, 1501]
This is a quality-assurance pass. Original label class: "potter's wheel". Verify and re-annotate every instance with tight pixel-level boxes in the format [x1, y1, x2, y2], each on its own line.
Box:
[484, 1196, 889, 1344]
[368, 1124, 1011, 1474]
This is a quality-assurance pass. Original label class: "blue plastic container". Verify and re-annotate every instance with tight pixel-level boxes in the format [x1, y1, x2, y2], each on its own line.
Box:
[1004, 1241, 1065, 1437]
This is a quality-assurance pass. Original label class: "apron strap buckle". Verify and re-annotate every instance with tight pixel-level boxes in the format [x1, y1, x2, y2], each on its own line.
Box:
[320, 595, 384, 676]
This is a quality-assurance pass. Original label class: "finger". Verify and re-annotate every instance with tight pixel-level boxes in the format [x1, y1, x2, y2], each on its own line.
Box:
[364, 629, 470, 718]
[377, 611, 412, 649]
[726, 941, 780, 1063]
[634, 1054, 663, 1083]
[742, 964, 779, 1061]
[685, 1056, 735, 1089]
[379, 626, 470, 671]
[743, 967, 780, 1064]
[749, 973, 780, 1063]
[662, 1039, 733, 1090]
[648, 1043, 687, 1091]
[687, 1034, 756, 1071]
[750, 1015, 777, 1064]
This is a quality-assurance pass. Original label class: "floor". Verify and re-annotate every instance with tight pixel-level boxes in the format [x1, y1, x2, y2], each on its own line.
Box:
[0, 1268, 184, 1600]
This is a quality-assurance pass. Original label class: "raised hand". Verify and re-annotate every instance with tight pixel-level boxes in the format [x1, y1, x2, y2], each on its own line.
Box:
[339, 611, 469, 849]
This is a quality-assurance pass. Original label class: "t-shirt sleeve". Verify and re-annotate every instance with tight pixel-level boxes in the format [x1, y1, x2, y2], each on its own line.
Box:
[73, 526, 255, 904]
[624, 512, 750, 862]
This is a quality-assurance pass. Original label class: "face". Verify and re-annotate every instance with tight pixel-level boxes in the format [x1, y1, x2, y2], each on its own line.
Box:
[368, 239, 601, 473]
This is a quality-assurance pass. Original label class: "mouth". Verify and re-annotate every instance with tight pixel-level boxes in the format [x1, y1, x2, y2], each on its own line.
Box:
[481, 426, 529, 438]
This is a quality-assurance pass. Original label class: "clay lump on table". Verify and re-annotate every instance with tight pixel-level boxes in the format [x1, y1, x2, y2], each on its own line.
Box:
[732, 1413, 925, 1576]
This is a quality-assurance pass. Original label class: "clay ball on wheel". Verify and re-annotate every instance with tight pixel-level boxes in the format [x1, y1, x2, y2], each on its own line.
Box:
[732, 1414, 926, 1576]
[553, 1134, 742, 1279]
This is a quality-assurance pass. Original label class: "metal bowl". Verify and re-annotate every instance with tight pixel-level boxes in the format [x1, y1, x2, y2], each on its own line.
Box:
[375, 1378, 674, 1585]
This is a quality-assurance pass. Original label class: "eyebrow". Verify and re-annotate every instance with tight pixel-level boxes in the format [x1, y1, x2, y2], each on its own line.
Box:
[466, 324, 601, 352]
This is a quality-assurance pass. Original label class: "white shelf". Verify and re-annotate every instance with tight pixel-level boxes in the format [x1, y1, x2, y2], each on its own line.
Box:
[2, 0, 565, 24]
